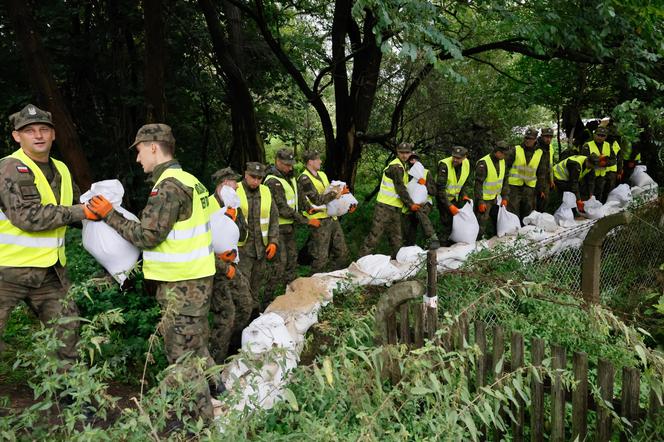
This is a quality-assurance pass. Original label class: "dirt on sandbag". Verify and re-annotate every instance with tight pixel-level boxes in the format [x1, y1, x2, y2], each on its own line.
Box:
[265, 277, 330, 314]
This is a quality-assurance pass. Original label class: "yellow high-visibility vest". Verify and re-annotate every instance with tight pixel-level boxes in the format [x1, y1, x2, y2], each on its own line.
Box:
[478, 154, 505, 200]
[439, 156, 470, 200]
[237, 182, 272, 246]
[553, 155, 591, 182]
[264, 174, 298, 225]
[301, 169, 330, 219]
[621, 144, 641, 162]
[508, 145, 543, 188]
[587, 140, 611, 177]
[0, 149, 73, 267]
[377, 158, 408, 208]
[142, 168, 215, 282]
[606, 141, 621, 173]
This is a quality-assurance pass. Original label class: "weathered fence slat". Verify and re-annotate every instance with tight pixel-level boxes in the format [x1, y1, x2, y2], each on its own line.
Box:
[386, 312, 397, 345]
[413, 305, 424, 348]
[620, 367, 640, 442]
[399, 303, 410, 345]
[511, 332, 525, 442]
[492, 326, 505, 442]
[597, 358, 615, 442]
[572, 351, 589, 440]
[551, 345, 566, 442]
[530, 338, 545, 442]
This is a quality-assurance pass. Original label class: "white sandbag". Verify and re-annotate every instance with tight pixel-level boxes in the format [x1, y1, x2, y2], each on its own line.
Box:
[606, 184, 632, 207]
[355, 254, 402, 282]
[326, 193, 358, 217]
[219, 185, 240, 208]
[602, 201, 623, 216]
[436, 243, 476, 271]
[241, 313, 297, 356]
[80, 180, 140, 285]
[496, 200, 521, 237]
[554, 191, 577, 227]
[583, 196, 605, 219]
[408, 161, 426, 180]
[630, 165, 656, 188]
[210, 207, 240, 257]
[406, 179, 429, 205]
[523, 211, 558, 232]
[449, 201, 479, 244]
[396, 246, 426, 264]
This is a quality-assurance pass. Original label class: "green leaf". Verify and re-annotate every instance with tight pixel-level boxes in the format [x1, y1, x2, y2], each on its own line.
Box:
[410, 386, 433, 395]
[461, 413, 478, 440]
[282, 388, 299, 411]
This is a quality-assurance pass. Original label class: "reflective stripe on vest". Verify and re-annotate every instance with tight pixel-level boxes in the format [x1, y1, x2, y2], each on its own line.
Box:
[439, 156, 470, 200]
[606, 141, 621, 173]
[0, 149, 72, 268]
[264, 174, 298, 225]
[508, 145, 543, 188]
[142, 168, 215, 282]
[377, 158, 408, 208]
[553, 155, 589, 182]
[478, 154, 505, 201]
[587, 141, 611, 177]
[301, 169, 330, 219]
[237, 182, 272, 245]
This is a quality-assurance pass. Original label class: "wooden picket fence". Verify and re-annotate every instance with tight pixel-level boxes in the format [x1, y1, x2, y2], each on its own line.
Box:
[380, 305, 662, 441]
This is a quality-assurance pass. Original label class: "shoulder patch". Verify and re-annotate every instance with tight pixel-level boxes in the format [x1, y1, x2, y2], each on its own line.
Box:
[150, 188, 159, 196]
[16, 165, 29, 173]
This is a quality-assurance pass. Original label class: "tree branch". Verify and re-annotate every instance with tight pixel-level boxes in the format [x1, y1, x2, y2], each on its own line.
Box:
[466, 54, 533, 85]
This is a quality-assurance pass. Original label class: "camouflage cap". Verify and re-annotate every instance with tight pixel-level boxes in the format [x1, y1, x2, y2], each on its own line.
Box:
[524, 127, 538, 139]
[129, 123, 176, 149]
[301, 150, 321, 163]
[493, 141, 510, 152]
[594, 126, 608, 136]
[451, 145, 468, 158]
[541, 127, 554, 137]
[245, 161, 266, 177]
[276, 148, 295, 165]
[212, 167, 241, 183]
[396, 142, 414, 153]
[9, 104, 53, 130]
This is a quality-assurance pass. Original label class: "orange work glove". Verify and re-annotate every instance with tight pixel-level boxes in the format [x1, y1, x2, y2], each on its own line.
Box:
[308, 219, 321, 228]
[598, 155, 608, 167]
[576, 200, 585, 212]
[478, 203, 487, 214]
[87, 195, 113, 219]
[417, 178, 426, 185]
[307, 207, 319, 215]
[616, 171, 624, 182]
[225, 207, 237, 221]
[348, 204, 357, 213]
[410, 204, 421, 212]
[225, 264, 236, 280]
[341, 186, 350, 195]
[449, 205, 460, 216]
[217, 250, 237, 262]
[462, 196, 471, 202]
[82, 204, 101, 221]
[501, 198, 508, 207]
[266, 243, 277, 260]
[539, 191, 546, 199]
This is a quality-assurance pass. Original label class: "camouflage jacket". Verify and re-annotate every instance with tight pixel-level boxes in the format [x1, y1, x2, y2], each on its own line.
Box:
[0, 154, 83, 287]
[436, 161, 469, 209]
[264, 165, 308, 225]
[501, 145, 547, 195]
[474, 153, 501, 202]
[238, 179, 279, 258]
[536, 137, 554, 184]
[384, 161, 414, 208]
[104, 159, 194, 250]
[560, 160, 594, 200]
[296, 169, 337, 212]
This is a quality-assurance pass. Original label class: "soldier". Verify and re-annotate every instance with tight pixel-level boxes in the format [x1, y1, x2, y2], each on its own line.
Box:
[580, 126, 617, 202]
[236, 162, 279, 312]
[553, 154, 599, 213]
[297, 150, 349, 272]
[87, 123, 217, 418]
[606, 124, 624, 188]
[208, 167, 253, 364]
[0, 104, 100, 369]
[536, 127, 555, 212]
[403, 152, 439, 248]
[264, 149, 321, 295]
[501, 128, 547, 221]
[358, 142, 420, 258]
[621, 139, 643, 183]
[437, 146, 471, 244]
[474, 141, 508, 239]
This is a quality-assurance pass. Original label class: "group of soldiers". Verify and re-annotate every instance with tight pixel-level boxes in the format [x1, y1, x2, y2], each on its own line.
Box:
[0, 102, 641, 420]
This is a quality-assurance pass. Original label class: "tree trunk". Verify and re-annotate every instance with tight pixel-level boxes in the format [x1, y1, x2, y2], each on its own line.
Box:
[198, 0, 264, 171]
[143, 0, 167, 122]
[6, 0, 93, 191]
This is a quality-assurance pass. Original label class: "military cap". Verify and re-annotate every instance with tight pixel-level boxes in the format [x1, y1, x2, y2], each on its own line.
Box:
[594, 126, 608, 136]
[276, 148, 295, 165]
[129, 123, 176, 148]
[301, 150, 321, 163]
[396, 142, 414, 153]
[9, 104, 53, 130]
[245, 161, 266, 177]
[451, 146, 468, 158]
[493, 141, 510, 152]
[541, 127, 554, 137]
[524, 127, 538, 139]
[212, 167, 241, 183]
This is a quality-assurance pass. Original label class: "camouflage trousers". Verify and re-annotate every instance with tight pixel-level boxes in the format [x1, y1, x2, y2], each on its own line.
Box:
[358, 203, 404, 258]
[237, 248, 265, 310]
[403, 203, 436, 247]
[475, 198, 498, 240]
[595, 172, 617, 203]
[210, 267, 252, 364]
[309, 217, 349, 273]
[265, 224, 298, 303]
[0, 267, 78, 364]
[506, 185, 536, 222]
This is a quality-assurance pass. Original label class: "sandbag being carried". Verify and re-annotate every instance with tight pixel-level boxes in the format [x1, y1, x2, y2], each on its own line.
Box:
[406, 161, 428, 205]
[554, 191, 576, 227]
[449, 200, 479, 244]
[80, 180, 140, 285]
[496, 197, 521, 237]
[325, 180, 358, 217]
[210, 185, 241, 258]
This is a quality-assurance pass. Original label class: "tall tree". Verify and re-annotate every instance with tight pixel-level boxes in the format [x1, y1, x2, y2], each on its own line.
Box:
[144, 0, 167, 122]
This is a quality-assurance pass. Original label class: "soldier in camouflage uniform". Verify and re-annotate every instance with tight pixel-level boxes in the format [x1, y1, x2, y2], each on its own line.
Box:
[236, 162, 279, 312]
[437, 146, 472, 244]
[501, 128, 547, 222]
[535, 127, 555, 212]
[297, 150, 349, 272]
[264, 149, 321, 297]
[0, 104, 101, 366]
[402, 152, 439, 248]
[208, 167, 253, 364]
[474, 141, 509, 239]
[581, 126, 620, 202]
[87, 124, 216, 418]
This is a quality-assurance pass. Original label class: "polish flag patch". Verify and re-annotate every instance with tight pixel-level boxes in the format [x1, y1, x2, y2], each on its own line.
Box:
[150, 188, 159, 196]
[16, 165, 29, 173]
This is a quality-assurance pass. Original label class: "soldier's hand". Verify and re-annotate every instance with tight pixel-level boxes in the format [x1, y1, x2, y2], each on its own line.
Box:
[334, 187, 344, 199]
[348, 204, 357, 213]
[539, 191, 546, 199]
[576, 200, 585, 213]
[449, 205, 460, 216]
[417, 178, 426, 185]
[86, 195, 113, 219]
[217, 250, 237, 262]
[225, 207, 237, 221]
[500, 198, 509, 207]
[410, 204, 421, 212]
[226, 264, 236, 280]
[549, 181, 555, 190]
[478, 203, 487, 214]
[308, 219, 321, 228]
[82, 204, 101, 221]
[307, 207, 319, 215]
[341, 186, 350, 195]
[266, 243, 277, 260]
[462, 195, 471, 202]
